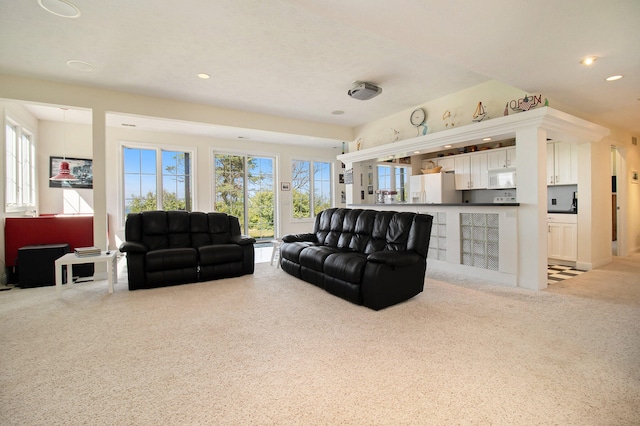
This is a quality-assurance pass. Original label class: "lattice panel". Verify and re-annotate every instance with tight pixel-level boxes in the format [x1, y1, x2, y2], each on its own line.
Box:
[426, 212, 447, 261]
[460, 213, 499, 270]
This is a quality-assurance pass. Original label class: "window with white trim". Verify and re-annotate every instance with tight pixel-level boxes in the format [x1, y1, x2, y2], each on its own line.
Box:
[377, 164, 409, 202]
[5, 118, 35, 212]
[122, 144, 194, 218]
[292, 159, 332, 219]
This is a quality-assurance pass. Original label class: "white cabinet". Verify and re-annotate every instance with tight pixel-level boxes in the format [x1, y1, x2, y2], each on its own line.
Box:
[547, 142, 577, 185]
[436, 157, 455, 172]
[454, 152, 488, 189]
[487, 147, 516, 169]
[547, 214, 577, 261]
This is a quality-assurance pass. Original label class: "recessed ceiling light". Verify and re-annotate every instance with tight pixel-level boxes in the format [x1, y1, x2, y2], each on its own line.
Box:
[197, 73, 210, 79]
[443, 145, 452, 148]
[483, 137, 492, 141]
[413, 151, 421, 154]
[580, 56, 597, 66]
[66, 60, 95, 72]
[38, 0, 81, 18]
[605, 75, 623, 81]
[331, 110, 345, 115]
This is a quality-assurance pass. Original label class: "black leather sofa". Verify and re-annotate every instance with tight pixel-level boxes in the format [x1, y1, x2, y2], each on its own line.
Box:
[280, 208, 433, 310]
[119, 210, 255, 290]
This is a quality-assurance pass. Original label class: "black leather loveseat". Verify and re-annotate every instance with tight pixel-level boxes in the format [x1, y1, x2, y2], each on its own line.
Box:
[280, 208, 433, 310]
[119, 210, 255, 290]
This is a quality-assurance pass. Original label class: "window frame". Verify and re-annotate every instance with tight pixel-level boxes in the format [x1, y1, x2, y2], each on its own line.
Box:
[291, 158, 333, 221]
[212, 150, 277, 241]
[5, 115, 36, 213]
[120, 141, 196, 222]
[377, 163, 410, 202]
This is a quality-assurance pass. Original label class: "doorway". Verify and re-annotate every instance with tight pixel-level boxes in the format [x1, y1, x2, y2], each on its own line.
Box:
[610, 145, 627, 257]
[213, 153, 276, 241]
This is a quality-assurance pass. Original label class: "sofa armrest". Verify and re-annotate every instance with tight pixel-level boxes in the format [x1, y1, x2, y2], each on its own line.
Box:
[367, 251, 421, 267]
[282, 233, 317, 243]
[230, 235, 256, 246]
[119, 241, 148, 254]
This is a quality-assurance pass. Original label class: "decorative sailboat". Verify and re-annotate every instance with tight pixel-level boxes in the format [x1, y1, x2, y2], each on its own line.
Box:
[472, 101, 487, 122]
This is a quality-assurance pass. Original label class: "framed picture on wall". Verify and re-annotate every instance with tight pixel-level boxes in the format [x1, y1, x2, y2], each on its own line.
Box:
[49, 156, 93, 189]
[632, 170, 639, 184]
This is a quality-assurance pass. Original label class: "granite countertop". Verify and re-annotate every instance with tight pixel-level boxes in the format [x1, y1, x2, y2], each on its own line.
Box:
[352, 203, 520, 207]
[547, 210, 578, 214]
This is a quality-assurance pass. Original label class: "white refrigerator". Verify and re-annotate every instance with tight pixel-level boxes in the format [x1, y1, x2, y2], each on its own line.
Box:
[410, 172, 460, 204]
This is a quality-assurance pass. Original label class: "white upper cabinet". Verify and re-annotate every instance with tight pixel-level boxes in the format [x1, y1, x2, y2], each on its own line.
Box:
[436, 157, 455, 172]
[547, 142, 577, 185]
[454, 152, 488, 189]
[487, 147, 516, 169]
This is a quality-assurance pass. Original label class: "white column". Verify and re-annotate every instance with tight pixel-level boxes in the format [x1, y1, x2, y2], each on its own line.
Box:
[92, 109, 108, 260]
[576, 140, 612, 270]
[515, 127, 548, 290]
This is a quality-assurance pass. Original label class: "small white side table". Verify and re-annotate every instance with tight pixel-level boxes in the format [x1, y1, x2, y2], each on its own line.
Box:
[270, 239, 282, 268]
[55, 251, 118, 297]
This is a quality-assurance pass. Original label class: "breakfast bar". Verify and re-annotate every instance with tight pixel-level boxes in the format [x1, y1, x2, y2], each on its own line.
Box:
[351, 202, 520, 286]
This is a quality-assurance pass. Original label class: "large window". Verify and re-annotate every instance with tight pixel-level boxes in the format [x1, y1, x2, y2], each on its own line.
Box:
[292, 159, 332, 219]
[123, 146, 193, 217]
[5, 118, 35, 212]
[377, 164, 409, 202]
[213, 153, 275, 240]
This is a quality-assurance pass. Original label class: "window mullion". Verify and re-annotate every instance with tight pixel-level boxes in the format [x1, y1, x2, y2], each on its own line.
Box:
[156, 148, 163, 210]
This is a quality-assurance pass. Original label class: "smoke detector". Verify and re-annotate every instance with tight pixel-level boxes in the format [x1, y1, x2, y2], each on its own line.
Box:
[348, 81, 382, 100]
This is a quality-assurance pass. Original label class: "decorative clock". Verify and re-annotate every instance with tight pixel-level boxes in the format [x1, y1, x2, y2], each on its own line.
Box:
[410, 108, 426, 126]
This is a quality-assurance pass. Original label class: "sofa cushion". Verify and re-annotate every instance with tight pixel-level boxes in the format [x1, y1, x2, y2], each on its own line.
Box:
[348, 210, 376, 252]
[324, 252, 368, 284]
[198, 244, 243, 265]
[299, 245, 342, 272]
[145, 248, 198, 272]
[384, 212, 415, 251]
[280, 241, 315, 264]
[364, 211, 393, 254]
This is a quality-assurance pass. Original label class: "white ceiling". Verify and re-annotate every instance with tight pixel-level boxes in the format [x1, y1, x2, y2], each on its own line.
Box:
[1, 0, 638, 143]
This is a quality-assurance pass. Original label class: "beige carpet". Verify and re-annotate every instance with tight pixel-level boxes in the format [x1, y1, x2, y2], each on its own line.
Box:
[1, 255, 639, 425]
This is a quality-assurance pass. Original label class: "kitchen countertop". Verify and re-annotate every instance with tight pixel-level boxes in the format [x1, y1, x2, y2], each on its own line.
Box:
[547, 210, 577, 214]
[351, 203, 520, 207]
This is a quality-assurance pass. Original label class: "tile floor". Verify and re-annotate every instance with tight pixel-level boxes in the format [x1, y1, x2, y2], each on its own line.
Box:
[547, 265, 585, 285]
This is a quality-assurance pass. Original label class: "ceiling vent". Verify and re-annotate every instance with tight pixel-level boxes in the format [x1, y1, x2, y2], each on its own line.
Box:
[348, 82, 382, 100]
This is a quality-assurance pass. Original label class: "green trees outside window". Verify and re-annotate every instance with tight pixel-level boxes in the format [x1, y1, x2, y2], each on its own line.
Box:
[214, 154, 275, 240]
[292, 159, 331, 219]
[123, 147, 192, 216]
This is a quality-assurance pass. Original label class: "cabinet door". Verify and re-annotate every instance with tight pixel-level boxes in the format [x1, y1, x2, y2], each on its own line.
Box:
[506, 147, 516, 168]
[548, 222, 577, 261]
[454, 156, 470, 189]
[548, 223, 564, 259]
[555, 142, 577, 185]
[487, 150, 506, 169]
[436, 157, 455, 172]
[470, 153, 488, 189]
[547, 143, 556, 185]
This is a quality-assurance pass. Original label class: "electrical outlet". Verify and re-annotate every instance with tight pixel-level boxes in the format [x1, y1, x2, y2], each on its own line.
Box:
[552, 198, 557, 205]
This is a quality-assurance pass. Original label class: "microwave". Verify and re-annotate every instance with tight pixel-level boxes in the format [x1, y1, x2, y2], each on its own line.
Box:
[488, 168, 516, 189]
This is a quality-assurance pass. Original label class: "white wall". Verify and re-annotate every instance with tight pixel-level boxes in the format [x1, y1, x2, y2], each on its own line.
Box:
[37, 120, 94, 215]
[351, 80, 530, 150]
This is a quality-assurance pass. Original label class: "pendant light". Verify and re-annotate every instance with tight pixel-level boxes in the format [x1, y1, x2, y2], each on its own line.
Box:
[50, 108, 78, 181]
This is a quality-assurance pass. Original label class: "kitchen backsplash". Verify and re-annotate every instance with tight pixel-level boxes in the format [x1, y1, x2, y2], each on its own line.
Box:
[462, 189, 517, 204]
[547, 184, 577, 211]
